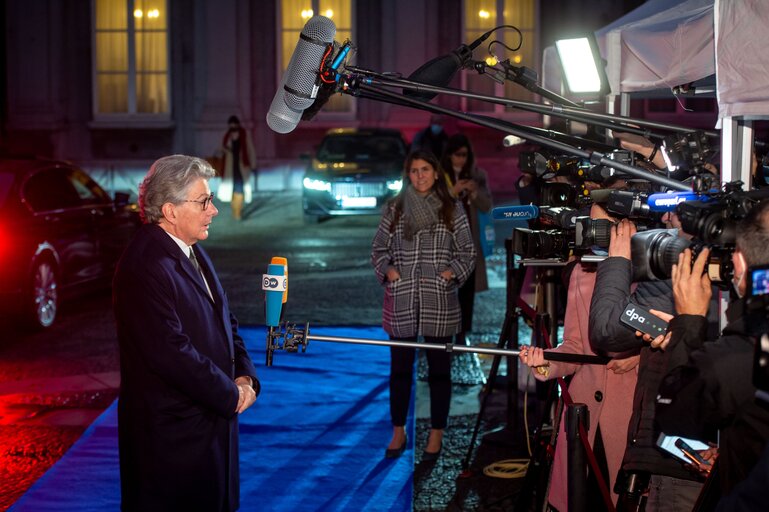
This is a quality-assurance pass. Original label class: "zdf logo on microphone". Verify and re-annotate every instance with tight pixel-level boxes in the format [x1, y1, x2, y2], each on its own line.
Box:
[261, 274, 287, 292]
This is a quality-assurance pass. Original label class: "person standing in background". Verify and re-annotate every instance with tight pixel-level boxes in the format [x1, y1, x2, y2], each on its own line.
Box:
[440, 134, 492, 345]
[219, 115, 256, 221]
[411, 114, 449, 160]
[372, 150, 476, 462]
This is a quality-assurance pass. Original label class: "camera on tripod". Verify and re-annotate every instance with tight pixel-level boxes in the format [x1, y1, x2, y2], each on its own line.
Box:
[511, 216, 613, 260]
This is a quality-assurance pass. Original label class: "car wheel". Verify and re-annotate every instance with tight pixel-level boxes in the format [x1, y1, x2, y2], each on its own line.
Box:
[303, 213, 320, 224]
[27, 258, 59, 329]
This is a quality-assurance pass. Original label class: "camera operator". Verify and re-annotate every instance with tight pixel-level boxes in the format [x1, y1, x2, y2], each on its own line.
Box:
[589, 215, 706, 511]
[649, 198, 769, 504]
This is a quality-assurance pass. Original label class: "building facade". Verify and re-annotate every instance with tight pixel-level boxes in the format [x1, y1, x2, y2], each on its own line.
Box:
[4, 0, 703, 194]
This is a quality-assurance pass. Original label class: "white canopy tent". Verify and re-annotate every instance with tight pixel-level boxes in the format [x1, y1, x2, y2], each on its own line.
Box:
[541, 0, 769, 185]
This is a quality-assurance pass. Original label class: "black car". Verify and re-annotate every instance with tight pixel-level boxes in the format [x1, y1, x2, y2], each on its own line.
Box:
[302, 128, 407, 222]
[0, 158, 141, 329]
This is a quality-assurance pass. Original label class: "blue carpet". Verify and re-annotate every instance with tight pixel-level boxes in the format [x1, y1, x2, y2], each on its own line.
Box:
[11, 326, 414, 512]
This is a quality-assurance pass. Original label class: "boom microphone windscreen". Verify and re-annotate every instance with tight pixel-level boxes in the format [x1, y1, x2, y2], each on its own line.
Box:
[282, 16, 336, 110]
[266, 74, 304, 134]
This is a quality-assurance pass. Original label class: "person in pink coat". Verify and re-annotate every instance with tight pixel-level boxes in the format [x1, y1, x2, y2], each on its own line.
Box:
[520, 209, 640, 511]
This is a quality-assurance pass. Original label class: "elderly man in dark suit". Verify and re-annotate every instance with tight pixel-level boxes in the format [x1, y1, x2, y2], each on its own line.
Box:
[113, 154, 258, 511]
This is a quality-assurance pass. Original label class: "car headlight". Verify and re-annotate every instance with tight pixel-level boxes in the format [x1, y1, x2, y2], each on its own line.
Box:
[303, 177, 331, 192]
[386, 179, 403, 192]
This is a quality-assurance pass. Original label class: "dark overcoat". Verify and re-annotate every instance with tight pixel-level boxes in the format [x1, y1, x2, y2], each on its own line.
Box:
[113, 223, 257, 512]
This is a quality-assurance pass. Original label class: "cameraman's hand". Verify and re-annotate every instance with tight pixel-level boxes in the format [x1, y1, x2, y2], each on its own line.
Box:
[672, 248, 712, 316]
[637, 309, 675, 350]
[609, 219, 636, 259]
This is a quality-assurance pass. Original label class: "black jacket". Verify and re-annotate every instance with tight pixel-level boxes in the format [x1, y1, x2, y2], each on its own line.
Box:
[656, 300, 769, 496]
[589, 256, 697, 480]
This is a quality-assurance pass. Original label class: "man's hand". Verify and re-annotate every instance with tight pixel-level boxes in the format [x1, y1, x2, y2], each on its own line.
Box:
[607, 354, 640, 374]
[386, 268, 401, 282]
[636, 309, 674, 350]
[235, 376, 257, 414]
[671, 248, 712, 316]
[608, 219, 636, 259]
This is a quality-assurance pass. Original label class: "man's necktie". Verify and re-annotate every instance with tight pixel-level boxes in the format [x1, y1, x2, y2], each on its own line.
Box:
[189, 250, 202, 274]
[189, 250, 214, 300]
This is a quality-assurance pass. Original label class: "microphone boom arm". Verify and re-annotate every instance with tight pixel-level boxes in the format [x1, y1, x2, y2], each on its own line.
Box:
[351, 71, 718, 141]
[266, 321, 609, 367]
[347, 79, 689, 191]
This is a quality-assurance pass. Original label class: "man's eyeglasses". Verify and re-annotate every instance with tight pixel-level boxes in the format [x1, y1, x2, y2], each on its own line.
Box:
[183, 193, 215, 211]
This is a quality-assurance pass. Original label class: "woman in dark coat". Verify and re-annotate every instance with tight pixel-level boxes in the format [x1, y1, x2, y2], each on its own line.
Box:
[371, 150, 476, 461]
[440, 134, 492, 345]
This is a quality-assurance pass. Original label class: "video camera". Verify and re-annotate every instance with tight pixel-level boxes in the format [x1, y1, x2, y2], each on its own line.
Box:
[512, 214, 613, 260]
[630, 229, 735, 285]
[628, 181, 764, 286]
[519, 149, 635, 184]
[661, 130, 716, 178]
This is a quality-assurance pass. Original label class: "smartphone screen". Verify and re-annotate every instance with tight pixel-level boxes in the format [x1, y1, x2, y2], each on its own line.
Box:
[656, 433, 710, 465]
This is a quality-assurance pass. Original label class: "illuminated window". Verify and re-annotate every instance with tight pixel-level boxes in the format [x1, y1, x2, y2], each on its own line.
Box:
[463, 0, 537, 112]
[93, 0, 170, 117]
[278, 0, 354, 116]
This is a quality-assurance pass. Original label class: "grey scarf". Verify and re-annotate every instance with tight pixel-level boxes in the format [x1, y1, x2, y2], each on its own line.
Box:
[402, 185, 442, 240]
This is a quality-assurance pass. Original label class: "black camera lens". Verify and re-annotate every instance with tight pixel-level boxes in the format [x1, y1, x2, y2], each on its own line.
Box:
[540, 182, 576, 207]
[631, 229, 690, 281]
[677, 201, 737, 245]
[574, 217, 613, 249]
[631, 229, 734, 287]
[512, 228, 569, 259]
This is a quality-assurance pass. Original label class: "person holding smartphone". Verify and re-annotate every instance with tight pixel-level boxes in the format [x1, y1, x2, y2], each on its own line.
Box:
[648, 199, 769, 503]
[439, 134, 492, 346]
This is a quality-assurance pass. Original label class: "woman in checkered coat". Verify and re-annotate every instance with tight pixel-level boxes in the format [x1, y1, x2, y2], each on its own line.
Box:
[372, 149, 476, 461]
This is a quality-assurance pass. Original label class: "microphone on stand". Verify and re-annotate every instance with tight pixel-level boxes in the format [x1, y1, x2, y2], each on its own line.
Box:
[270, 256, 288, 310]
[263, 260, 287, 366]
